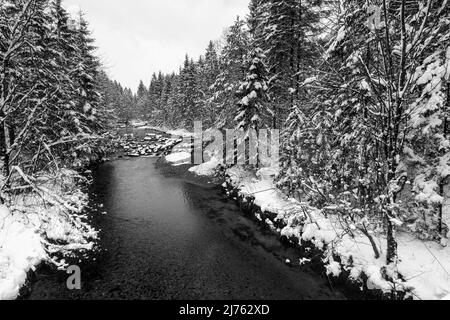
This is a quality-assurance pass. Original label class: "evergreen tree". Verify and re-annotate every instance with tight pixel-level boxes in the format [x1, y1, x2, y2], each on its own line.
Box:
[202, 41, 221, 127]
[159, 73, 174, 126]
[210, 17, 250, 128]
[253, 0, 323, 128]
[177, 55, 197, 128]
[136, 80, 149, 118]
[277, 0, 450, 265]
[0, 0, 109, 197]
[235, 48, 269, 133]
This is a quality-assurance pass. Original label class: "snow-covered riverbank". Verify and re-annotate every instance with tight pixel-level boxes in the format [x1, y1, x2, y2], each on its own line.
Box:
[0, 169, 99, 300]
[224, 166, 450, 300]
[0, 205, 47, 300]
[167, 152, 450, 300]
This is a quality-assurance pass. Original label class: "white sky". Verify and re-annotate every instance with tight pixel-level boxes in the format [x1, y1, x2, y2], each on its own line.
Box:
[64, 0, 249, 90]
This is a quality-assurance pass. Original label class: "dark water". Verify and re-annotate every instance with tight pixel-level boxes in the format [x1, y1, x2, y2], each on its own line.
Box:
[28, 157, 344, 300]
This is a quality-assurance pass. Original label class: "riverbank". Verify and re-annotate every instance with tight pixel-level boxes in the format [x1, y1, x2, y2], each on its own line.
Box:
[222, 166, 405, 300]
[0, 167, 100, 300]
[1, 132, 122, 300]
[167, 152, 450, 300]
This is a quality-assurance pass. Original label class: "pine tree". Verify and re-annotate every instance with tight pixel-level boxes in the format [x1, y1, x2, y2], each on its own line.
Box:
[210, 17, 250, 128]
[235, 48, 269, 133]
[137, 80, 148, 100]
[177, 55, 197, 128]
[160, 73, 174, 126]
[0, 0, 54, 179]
[166, 73, 181, 127]
[254, 0, 323, 128]
[136, 80, 149, 119]
[202, 41, 221, 127]
[0, 0, 109, 196]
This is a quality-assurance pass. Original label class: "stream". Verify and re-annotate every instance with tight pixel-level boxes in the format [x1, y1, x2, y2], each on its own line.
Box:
[27, 131, 344, 300]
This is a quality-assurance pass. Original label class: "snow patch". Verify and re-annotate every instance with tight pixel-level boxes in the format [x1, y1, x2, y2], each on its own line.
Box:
[0, 205, 47, 300]
[189, 156, 224, 176]
[165, 152, 192, 166]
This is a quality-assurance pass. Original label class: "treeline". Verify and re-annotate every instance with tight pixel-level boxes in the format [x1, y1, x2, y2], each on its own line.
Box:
[124, 1, 329, 130]
[0, 0, 113, 200]
[101, 77, 135, 126]
[119, 0, 450, 264]
[116, 38, 223, 129]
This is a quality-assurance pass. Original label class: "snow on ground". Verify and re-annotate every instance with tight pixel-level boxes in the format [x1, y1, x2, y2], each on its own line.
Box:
[130, 120, 148, 128]
[0, 205, 46, 300]
[225, 166, 450, 300]
[166, 129, 193, 138]
[165, 152, 192, 166]
[164, 131, 195, 166]
[138, 124, 193, 138]
[0, 169, 98, 300]
[185, 158, 450, 300]
[397, 236, 450, 300]
[189, 156, 223, 176]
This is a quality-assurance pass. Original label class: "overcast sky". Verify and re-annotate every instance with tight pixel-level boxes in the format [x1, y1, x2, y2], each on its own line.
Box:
[64, 0, 249, 90]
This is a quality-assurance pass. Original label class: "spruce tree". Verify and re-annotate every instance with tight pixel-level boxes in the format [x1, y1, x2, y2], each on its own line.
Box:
[210, 17, 250, 128]
[235, 48, 269, 133]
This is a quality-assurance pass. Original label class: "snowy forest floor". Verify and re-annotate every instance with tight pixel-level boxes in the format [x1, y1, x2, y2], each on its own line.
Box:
[166, 142, 450, 301]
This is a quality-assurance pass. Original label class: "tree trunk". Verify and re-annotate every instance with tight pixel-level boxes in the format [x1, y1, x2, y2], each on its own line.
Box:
[1, 58, 10, 191]
[386, 214, 398, 264]
[360, 226, 381, 259]
[438, 83, 450, 235]
[385, 150, 399, 264]
[439, 179, 445, 235]
[2, 122, 11, 179]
